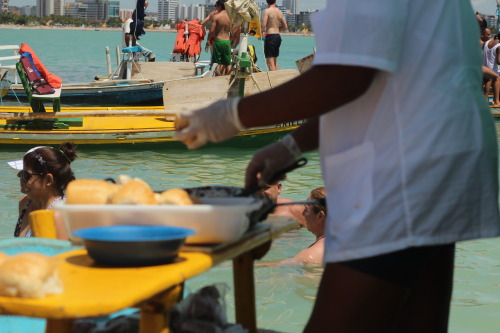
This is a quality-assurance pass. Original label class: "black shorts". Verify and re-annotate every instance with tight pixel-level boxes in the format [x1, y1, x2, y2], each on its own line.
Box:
[340, 244, 455, 288]
[264, 34, 282, 58]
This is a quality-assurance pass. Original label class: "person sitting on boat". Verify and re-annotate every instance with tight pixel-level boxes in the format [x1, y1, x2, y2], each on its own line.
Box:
[263, 182, 307, 227]
[122, 16, 156, 63]
[8, 143, 78, 239]
[207, 0, 233, 76]
[122, 17, 136, 48]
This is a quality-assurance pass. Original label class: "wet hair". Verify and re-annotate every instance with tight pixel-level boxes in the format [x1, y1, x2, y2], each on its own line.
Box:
[216, 0, 225, 10]
[266, 0, 276, 5]
[23, 142, 78, 195]
[309, 187, 327, 215]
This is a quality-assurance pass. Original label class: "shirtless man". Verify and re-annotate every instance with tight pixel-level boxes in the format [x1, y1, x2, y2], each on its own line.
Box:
[287, 187, 327, 265]
[263, 182, 306, 227]
[206, 0, 232, 75]
[262, 0, 288, 71]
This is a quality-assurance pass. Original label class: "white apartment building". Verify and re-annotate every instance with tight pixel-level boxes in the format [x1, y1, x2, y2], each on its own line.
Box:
[158, 0, 179, 21]
[36, 0, 64, 17]
[282, 0, 297, 15]
[1, 0, 9, 14]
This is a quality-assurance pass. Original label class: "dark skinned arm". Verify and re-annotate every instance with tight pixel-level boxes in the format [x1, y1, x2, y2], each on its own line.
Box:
[238, 64, 377, 152]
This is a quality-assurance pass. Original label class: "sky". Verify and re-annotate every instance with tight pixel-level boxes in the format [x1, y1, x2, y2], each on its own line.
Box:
[7, 0, 498, 16]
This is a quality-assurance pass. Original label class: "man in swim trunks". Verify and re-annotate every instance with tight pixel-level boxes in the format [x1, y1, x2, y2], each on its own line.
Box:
[262, 0, 288, 71]
[207, 0, 232, 75]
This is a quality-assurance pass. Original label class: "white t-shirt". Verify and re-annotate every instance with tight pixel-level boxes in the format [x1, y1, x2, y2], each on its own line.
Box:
[313, 0, 500, 263]
[483, 40, 500, 73]
[122, 18, 133, 49]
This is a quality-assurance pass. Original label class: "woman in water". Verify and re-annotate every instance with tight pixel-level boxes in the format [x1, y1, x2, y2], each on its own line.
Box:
[8, 143, 78, 238]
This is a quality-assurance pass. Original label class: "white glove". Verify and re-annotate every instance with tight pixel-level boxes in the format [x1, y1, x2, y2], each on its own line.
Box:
[245, 134, 302, 188]
[173, 97, 244, 149]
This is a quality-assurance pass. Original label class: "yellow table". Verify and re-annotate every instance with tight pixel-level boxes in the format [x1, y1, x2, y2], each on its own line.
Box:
[0, 216, 298, 333]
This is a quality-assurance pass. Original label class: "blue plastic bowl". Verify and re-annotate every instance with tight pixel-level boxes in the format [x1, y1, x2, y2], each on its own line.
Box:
[72, 225, 196, 266]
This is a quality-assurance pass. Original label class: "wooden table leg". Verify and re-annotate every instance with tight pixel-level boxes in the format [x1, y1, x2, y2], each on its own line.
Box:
[233, 251, 257, 333]
[45, 318, 74, 333]
[139, 284, 183, 333]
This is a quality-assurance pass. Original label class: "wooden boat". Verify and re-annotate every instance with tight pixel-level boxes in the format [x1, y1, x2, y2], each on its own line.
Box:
[1, 46, 206, 106]
[0, 39, 302, 148]
[0, 105, 300, 148]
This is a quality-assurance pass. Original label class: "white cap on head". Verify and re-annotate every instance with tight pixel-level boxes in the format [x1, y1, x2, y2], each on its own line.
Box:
[7, 146, 45, 170]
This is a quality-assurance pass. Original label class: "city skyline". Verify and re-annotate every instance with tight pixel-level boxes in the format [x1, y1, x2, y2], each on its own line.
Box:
[7, 0, 326, 12]
[5, 0, 497, 16]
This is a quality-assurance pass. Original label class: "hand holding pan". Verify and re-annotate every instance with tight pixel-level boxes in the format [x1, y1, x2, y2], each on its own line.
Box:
[237, 157, 308, 197]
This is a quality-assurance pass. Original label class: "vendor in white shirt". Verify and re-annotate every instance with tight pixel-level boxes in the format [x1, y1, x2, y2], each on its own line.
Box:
[174, 0, 500, 331]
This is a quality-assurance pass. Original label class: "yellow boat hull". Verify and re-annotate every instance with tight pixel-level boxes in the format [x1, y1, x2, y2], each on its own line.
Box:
[0, 106, 299, 147]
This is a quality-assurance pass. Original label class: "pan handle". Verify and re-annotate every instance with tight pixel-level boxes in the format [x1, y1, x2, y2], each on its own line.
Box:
[238, 157, 308, 197]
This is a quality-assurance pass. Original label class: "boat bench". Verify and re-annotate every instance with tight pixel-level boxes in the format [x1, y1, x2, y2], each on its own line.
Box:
[16, 62, 61, 113]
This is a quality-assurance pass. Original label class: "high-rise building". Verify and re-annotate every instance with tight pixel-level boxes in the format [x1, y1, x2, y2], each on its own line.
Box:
[66, 2, 88, 19]
[158, 0, 179, 21]
[176, 4, 188, 20]
[107, 0, 119, 18]
[282, 0, 297, 15]
[37, 0, 54, 17]
[36, 0, 65, 17]
[188, 4, 204, 21]
[1, 0, 9, 13]
[53, 0, 64, 15]
[20, 5, 37, 16]
[65, 0, 117, 21]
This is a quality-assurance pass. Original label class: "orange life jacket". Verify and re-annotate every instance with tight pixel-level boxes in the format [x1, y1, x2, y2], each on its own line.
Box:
[18, 43, 62, 89]
[185, 19, 206, 57]
[173, 21, 188, 54]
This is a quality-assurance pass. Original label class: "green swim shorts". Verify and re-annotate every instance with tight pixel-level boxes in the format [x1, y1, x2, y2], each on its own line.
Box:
[211, 39, 232, 66]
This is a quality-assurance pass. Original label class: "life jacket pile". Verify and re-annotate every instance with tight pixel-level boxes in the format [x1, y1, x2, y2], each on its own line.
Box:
[173, 20, 206, 58]
[18, 43, 63, 89]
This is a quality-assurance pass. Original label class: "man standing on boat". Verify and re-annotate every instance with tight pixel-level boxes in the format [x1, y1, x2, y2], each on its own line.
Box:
[262, 0, 288, 71]
[206, 0, 232, 76]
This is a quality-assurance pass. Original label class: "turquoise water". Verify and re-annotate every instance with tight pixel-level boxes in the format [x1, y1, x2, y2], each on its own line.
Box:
[1, 28, 500, 332]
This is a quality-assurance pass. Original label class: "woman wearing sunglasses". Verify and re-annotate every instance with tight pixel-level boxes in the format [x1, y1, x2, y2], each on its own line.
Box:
[8, 142, 78, 238]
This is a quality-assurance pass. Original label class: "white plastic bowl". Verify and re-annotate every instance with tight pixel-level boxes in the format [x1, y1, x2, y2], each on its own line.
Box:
[54, 197, 262, 244]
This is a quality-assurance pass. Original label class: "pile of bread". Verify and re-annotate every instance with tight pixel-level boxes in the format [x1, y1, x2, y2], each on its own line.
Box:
[66, 175, 200, 205]
[0, 252, 63, 298]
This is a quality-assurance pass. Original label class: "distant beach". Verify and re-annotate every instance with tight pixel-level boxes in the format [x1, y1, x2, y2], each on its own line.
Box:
[0, 24, 314, 36]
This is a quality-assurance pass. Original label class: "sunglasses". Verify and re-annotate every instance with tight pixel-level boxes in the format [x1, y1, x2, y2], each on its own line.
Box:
[17, 170, 44, 182]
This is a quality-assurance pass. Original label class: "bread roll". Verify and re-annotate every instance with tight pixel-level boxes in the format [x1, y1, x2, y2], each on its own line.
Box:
[110, 179, 157, 205]
[158, 188, 200, 205]
[66, 179, 119, 204]
[0, 252, 63, 298]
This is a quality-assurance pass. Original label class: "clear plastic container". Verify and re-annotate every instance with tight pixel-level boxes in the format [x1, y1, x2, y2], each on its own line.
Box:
[54, 197, 262, 245]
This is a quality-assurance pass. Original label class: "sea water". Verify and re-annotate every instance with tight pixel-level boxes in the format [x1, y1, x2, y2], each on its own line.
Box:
[0, 28, 499, 332]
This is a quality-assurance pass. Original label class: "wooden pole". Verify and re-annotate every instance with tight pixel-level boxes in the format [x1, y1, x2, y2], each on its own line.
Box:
[0, 110, 177, 120]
